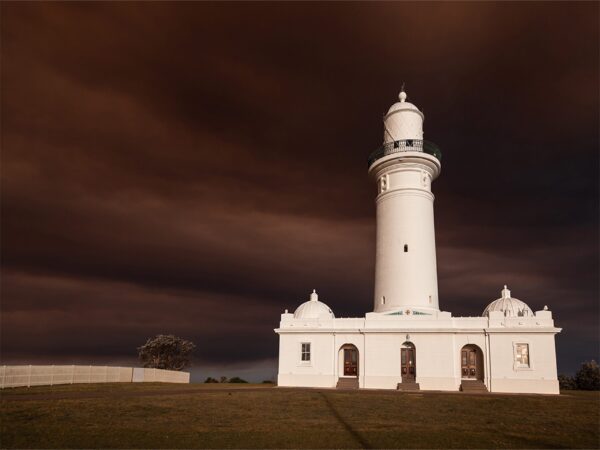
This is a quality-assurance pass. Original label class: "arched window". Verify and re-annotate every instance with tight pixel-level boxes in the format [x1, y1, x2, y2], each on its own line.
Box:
[404, 244, 408, 252]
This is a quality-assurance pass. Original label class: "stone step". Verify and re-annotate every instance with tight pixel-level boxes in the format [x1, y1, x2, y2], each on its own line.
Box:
[336, 378, 359, 389]
[397, 382, 420, 391]
[460, 380, 488, 392]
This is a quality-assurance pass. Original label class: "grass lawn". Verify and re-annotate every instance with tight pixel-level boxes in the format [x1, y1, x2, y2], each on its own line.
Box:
[1, 383, 599, 449]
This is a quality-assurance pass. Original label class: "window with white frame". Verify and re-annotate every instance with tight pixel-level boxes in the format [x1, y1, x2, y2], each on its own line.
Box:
[515, 343, 530, 367]
[301, 343, 311, 362]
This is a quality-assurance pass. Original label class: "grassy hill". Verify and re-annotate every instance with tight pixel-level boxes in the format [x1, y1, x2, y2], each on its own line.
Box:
[1, 383, 598, 449]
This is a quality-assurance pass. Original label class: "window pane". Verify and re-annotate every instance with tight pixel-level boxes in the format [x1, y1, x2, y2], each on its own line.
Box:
[516, 344, 529, 367]
[301, 343, 310, 361]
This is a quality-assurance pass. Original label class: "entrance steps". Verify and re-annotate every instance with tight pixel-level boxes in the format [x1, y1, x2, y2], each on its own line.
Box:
[460, 380, 488, 393]
[397, 381, 420, 391]
[336, 378, 359, 390]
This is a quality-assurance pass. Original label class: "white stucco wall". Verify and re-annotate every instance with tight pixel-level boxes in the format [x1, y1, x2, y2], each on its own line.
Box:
[276, 309, 560, 394]
[488, 332, 559, 394]
[372, 182, 439, 313]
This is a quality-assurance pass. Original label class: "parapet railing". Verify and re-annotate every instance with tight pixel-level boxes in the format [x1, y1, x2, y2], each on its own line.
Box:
[368, 139, 442, 166]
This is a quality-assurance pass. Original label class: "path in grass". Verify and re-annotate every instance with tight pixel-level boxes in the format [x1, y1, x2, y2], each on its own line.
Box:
[1, 384, 598, 449]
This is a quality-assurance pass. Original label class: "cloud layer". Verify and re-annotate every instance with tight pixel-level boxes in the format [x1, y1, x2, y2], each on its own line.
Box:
[1, 3, 598, 376]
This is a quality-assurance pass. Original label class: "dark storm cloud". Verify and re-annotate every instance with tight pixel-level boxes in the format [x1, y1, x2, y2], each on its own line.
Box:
[1, 2, 597, 375]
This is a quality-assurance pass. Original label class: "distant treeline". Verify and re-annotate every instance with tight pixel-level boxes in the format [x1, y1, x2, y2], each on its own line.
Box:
[204, 376, 273, 384]
[559, 361, 600, 390]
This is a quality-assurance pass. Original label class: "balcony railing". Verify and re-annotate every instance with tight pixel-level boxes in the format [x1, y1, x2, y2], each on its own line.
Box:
[368, 139, 442, 166]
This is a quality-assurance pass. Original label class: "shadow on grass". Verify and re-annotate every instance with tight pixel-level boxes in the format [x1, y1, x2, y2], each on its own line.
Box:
[320, 392, 372, 449]
[499, 432, 573, 449]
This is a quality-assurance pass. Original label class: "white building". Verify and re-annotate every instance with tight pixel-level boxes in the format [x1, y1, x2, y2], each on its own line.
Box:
[275, 90, 561, 394]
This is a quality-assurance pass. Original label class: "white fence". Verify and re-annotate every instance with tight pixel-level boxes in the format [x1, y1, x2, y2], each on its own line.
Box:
[0, 365, 190, 389]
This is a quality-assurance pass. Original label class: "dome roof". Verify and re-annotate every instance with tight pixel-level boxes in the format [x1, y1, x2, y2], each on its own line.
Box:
[386, 90, 422, 115]
[293, 290, 334, 319]
[483, 285, 533, 317]
[387, 101, 420, 115]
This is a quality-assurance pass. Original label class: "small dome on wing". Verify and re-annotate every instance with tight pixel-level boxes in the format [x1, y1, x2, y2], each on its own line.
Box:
[483, 285, 533, 317]
[293, 290, 335, 319]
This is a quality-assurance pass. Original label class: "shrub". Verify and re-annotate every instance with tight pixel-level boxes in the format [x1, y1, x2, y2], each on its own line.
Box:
[137, 334, 195, 371]
[229, 377, 248, 383]
[558, 374, 577, 390]
[204, 377, 219, 383]
[262, 380, 274, 384]
[219, 376, 228, 383]
[575, 360, 600, 391]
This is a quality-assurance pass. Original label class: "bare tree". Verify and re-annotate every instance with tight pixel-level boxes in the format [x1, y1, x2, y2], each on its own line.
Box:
[137, 334, 195, 371]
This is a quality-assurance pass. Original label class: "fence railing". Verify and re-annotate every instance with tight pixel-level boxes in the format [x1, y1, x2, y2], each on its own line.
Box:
[0, 365, 190, 389]
[368, 139, 442, 166]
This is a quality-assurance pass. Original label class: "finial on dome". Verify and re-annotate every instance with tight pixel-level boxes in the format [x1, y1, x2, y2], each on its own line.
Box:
[310, 289, 318, 301]
[399, 82, 407, 102]
[543, 305, 548, 311]
[502, 285, 511, 299]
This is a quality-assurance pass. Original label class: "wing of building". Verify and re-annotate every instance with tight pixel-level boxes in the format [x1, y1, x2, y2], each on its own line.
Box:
[274, 90, 561, 394]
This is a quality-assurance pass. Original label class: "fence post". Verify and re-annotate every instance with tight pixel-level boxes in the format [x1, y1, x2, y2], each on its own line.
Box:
[50, 364, 54, 386]
[1, 365, 5, 389]
[89, 365, 92, 383]
[71, 365, 75, 384]
[105, 365, 108, 383]
[28, 365, 32, 388]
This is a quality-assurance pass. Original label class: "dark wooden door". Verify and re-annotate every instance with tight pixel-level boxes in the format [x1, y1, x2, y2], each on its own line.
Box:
[401, 347, 416, 381]
[461, 349, 478, 379]
[343, 349, 358, 376]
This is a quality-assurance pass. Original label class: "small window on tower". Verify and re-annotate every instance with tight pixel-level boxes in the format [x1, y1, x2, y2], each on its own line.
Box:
[404, 244, 408, 252]
[381, 296, 386, 305]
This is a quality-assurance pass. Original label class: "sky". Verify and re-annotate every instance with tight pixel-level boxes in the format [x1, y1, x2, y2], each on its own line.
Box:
[1, 2, 598, 382]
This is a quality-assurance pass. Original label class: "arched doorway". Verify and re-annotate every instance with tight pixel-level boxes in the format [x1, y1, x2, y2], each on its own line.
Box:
[400, 342, 416, 382]
[460, 344, 484, 380]
[337, 344, 359, 389]
[339, 344, 359, 377]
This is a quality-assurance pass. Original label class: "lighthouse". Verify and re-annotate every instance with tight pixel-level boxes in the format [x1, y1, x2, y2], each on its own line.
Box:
[276, 88, 560, 395]
[368, 90, 442, 313]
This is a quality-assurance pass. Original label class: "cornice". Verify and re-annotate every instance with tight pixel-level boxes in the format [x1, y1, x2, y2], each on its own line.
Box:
[275, 327, 561, 334]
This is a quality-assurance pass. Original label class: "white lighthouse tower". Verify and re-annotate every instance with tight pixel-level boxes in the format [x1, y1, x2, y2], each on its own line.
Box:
[368, 90, 442, 313]
[276, 88, 560, 395]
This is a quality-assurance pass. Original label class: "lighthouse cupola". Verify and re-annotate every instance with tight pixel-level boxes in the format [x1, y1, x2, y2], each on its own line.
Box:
[383, 90, 424, 143]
